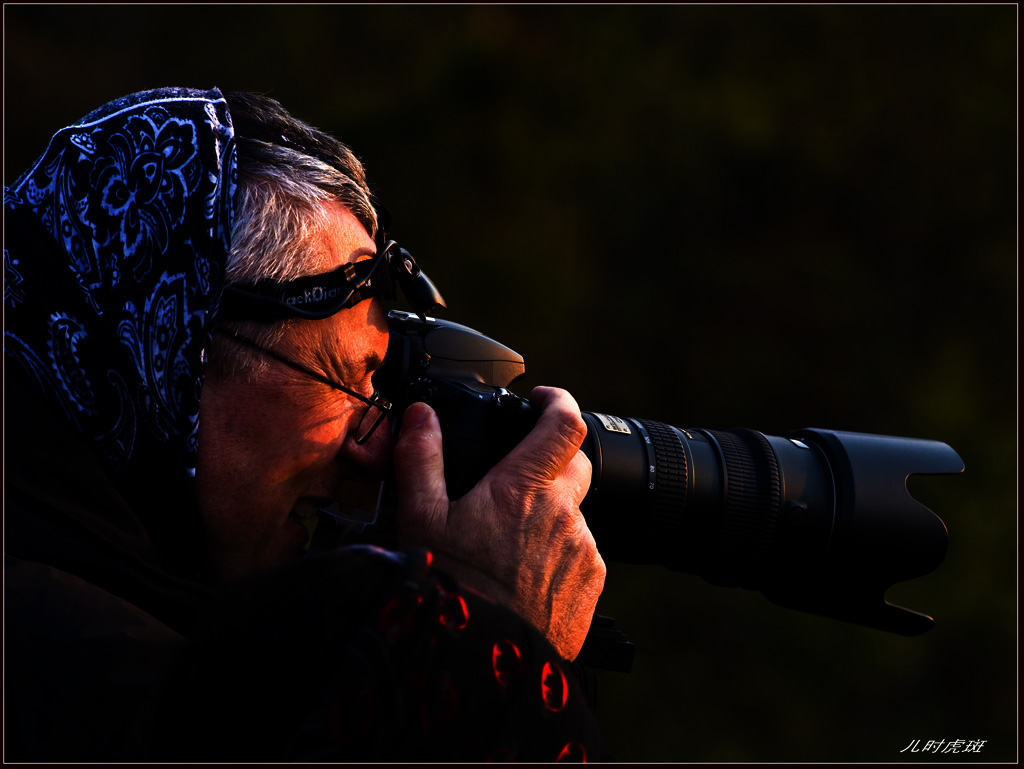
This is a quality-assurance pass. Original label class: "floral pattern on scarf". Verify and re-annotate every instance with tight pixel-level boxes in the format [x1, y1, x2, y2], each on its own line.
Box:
[4, 88, 236, 475]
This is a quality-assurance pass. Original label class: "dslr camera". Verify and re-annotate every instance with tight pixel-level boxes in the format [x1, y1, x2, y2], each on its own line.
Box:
[373, 308, 964, 652]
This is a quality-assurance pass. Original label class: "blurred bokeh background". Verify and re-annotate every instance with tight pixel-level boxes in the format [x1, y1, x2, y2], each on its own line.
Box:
[5, 5, 1016, 762]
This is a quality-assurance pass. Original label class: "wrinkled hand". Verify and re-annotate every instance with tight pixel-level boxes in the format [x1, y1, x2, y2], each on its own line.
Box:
[392, 386, 606, 661]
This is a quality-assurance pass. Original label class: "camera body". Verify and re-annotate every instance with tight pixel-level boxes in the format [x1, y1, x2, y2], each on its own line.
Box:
[374, 310, 535, 496]
[374, 310, 964, 637]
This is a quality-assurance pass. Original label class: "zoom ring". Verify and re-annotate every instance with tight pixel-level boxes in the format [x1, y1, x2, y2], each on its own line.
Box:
[704, 428, 782, 589]
[637, 419, 690, 552]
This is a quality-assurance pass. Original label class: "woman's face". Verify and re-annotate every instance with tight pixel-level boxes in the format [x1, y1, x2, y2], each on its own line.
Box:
[196, 203, 392, 581]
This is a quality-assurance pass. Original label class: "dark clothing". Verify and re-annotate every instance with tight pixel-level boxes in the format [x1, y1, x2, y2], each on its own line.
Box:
[6, 370, 610, 762]
[4, 556, 185, 761]
[5, 371, 193, 760]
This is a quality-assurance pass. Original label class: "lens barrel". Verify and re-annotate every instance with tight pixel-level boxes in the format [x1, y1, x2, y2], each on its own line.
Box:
[581, 416, 795, 587]
[579, 414, 959, 635]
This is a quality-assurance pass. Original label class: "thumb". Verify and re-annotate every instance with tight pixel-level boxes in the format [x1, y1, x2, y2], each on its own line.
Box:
[392, 402, 450, 533]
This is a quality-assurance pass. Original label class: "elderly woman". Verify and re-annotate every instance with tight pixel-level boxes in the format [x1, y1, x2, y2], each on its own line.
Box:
[5, 87, 608, 761]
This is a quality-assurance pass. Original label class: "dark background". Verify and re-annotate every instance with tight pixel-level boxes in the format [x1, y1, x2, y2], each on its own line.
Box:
[4, 5, 1016, 763]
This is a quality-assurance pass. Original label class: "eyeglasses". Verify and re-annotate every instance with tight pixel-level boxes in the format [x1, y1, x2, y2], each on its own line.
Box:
[215, 327, 392, 445]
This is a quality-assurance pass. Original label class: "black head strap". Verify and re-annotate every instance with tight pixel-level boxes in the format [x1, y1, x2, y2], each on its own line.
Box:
[218, 237, 446, 323]
[219, 247, 394, 322]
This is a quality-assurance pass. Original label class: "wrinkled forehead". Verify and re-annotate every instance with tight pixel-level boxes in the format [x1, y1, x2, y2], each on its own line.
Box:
[307, 201, 377, 273]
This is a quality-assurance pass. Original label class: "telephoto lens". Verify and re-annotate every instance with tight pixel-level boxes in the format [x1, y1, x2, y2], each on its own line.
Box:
[577, 415, 962, 635]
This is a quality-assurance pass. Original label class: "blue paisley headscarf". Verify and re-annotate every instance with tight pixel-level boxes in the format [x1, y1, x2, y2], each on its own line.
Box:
[4, 87, 236, 478]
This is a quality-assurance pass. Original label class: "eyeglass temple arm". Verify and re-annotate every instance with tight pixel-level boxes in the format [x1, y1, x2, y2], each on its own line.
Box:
[212, 327, 381, 408]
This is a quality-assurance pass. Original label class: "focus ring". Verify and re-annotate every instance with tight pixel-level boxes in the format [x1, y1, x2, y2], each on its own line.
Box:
[703, 428, 782, 588]
[636, 419, 689, 555]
